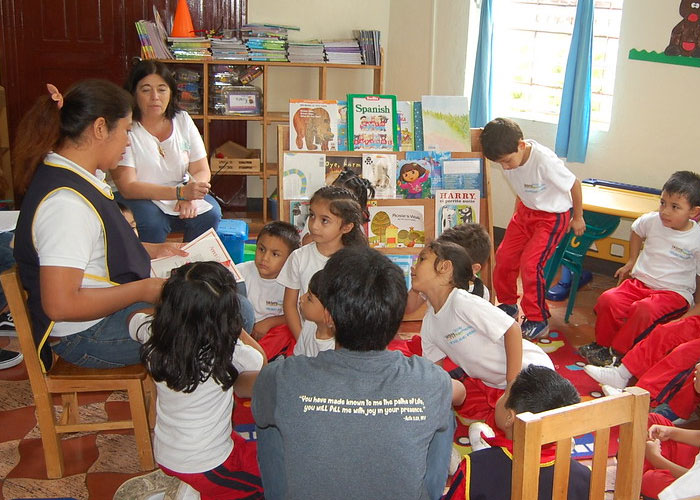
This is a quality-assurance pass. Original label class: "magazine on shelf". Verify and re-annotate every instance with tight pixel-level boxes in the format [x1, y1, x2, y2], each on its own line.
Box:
[413, 101, 424, 151]
[396, 158, 432, 199]
[385, 254, 418, 289]
[282, 152, 326, 200]
[337, 100, 348, 151]
[442, 158, 483, 193]
[289, 100, 339, 151]
[434, 189, 480, 238]
[150, 229, 243, 281]
[367, 202, 426, 248]
[325, 155, 362, 185]
[289, 201, 311, 234]
[397, 101, 415, 151]
[362, 153, 397, 199]
[421, 96, 471, 152]
[347, 94, 399, 151]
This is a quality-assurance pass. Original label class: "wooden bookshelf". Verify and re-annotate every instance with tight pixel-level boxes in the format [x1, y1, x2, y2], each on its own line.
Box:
[158, 58, 384, 223]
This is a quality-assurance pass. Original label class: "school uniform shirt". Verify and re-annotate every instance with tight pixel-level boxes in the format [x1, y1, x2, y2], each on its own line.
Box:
[292, 322, 335, 357]
[237, 261, 285, 322]
[421, 288, 553, 389]
[276, 242, 329, 342]
[630, 212, 700, 305]
[129, 313, 263, 473]
[502, 139, 576, 213]
[658, 451, 700, 500]
[119, 111, 212, 216]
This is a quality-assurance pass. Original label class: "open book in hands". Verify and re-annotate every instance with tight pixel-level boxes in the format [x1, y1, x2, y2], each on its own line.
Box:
[150, 228, 243, 282]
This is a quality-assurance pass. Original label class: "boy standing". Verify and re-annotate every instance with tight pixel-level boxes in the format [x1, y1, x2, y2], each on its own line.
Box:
[581, 171, 700, 366]
[443, 365, 591, 499]
[253, 247, 462, 500]
[480, 118, 585, 340]
[237, 221, 300, 350]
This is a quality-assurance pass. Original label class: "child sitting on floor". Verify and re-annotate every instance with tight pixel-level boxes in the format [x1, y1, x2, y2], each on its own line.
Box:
[442, 365, 591, 499]
[127, 261, 266, 500]
[237, 221, 300, 345]
[580, 170, 700, 366]
[645, 362, 700, 500]
[293, 270, 335, 357]
[412, 239, 553, 420]
[277, 185, 366, 355]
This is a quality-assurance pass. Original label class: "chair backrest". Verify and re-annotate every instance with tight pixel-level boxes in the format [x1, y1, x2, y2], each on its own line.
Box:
[0, 267, 50, 382]
[511, 386, 649, 500]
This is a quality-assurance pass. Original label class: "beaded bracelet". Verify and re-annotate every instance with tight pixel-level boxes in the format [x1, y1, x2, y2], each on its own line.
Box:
[176, 185, 186, 201]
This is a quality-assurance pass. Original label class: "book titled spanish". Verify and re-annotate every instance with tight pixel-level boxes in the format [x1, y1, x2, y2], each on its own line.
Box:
[289, 99, 339, 151]
[347, 94, 399, 151]
[435, 189, 480, 238]
[421, 96, 471, 152]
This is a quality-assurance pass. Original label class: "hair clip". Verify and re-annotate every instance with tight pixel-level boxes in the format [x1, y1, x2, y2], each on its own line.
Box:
[46, 83, 64, 109]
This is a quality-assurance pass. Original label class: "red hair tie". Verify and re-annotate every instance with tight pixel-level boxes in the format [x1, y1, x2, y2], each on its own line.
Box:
[46, 83, 63, 110]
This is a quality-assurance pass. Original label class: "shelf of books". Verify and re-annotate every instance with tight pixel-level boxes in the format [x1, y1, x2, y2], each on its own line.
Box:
[276, 97, 495, 303]
[157, 58, 383, 222]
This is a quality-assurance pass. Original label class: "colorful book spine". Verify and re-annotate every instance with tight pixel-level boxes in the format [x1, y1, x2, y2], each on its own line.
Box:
[413, 101, 424, 151]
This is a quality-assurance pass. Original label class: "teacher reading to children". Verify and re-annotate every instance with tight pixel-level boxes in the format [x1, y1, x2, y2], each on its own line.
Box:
[112, 60, 221, 243]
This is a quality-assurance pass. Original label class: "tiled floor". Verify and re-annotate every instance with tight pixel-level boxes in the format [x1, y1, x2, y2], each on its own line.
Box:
[0, 271, 615, 499]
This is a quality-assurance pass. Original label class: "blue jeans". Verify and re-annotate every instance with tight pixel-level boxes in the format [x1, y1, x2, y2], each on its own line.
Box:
[0, 231, 15, 310]
[51, 293, 254, 369]
[115, 193, 222, 243]
[51, 302, 151, 368]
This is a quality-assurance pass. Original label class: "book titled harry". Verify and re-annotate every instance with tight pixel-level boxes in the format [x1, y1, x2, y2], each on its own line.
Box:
[434, 189, 480, 238]
[347, 94, 399, 151]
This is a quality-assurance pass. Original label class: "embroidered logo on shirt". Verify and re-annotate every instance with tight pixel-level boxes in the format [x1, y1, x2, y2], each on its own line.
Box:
[445, 325, 476, 344]
[670, 245, 693, 260]
[523, 183, 546, 193]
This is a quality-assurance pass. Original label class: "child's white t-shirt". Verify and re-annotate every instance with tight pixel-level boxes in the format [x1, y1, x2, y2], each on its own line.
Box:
[659, 450, 700, 500]
[129, 313, 263, 473]
[276, 242, 330, 341]
[631, 211, 700, 305]
[420, 288, 553, 389]
[293, 322, 335, 357]
[502, 139, 576, 213]
[237, 260, 285, 322]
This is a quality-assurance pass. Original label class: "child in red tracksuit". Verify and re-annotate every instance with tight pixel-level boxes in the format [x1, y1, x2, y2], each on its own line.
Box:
[480, 118, 585, 341]
[580, 171, 700, 367]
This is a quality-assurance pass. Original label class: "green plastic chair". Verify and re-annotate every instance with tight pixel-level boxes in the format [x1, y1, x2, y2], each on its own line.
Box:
[544, 210, 620, 322]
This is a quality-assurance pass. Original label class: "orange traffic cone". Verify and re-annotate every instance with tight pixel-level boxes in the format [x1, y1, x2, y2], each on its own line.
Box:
[171, 0, 195, 37]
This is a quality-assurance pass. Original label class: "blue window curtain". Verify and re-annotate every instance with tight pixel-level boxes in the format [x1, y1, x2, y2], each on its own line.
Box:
[555, 0, 594, 163]
[470, 0, 493, 128]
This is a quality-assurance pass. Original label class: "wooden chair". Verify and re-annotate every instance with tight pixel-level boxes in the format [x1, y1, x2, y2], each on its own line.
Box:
[512, 386, 649, 500]
[0, 267, 156, 478]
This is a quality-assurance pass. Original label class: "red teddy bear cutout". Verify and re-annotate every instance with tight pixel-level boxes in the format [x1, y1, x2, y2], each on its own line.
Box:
[665, 0, 700, 57]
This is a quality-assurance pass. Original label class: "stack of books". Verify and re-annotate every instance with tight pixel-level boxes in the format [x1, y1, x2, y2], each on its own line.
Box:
[354, 30, 381, 66]
[135, 20, 173, 59]
[242, 24, 294, 62]
[287, 40, 325, 63]
[168, 37, 211, 60]
[210, 38, 248, 60]
[323, 40, 363, 64]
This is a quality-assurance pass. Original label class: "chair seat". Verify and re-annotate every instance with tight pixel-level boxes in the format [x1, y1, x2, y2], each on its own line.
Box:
[49, 358, 148, 381]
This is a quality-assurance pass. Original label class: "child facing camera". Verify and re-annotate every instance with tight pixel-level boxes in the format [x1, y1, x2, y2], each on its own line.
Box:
[237, 221, 300, 340]
[128, 261, 266, 499]
[277, 185, 366, 350]
[413, 240, 553, 420]
[443, 365, 591, 499]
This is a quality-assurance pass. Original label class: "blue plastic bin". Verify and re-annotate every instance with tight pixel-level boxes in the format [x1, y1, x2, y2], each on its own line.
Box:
[217, 219, 249, 264]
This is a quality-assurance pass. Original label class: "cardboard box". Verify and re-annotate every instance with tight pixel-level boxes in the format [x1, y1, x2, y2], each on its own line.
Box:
[210, 141, 261, 175]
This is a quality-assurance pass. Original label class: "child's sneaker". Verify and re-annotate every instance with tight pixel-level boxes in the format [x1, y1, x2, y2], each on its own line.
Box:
[584, 346, 622, 367]
[0, 349, 23, 370]
[496, 303, 519, 319]
[0, 312, 14, 331]
[521, 319, 549, 340]
[601, 384, 623, 397]
[577, 342, 606, 358]
[583, 364, 630, 389]
[113, 469, 181, 500]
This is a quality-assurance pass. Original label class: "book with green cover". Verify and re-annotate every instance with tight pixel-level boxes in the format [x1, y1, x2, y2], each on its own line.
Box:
[347, 94, 399, 151]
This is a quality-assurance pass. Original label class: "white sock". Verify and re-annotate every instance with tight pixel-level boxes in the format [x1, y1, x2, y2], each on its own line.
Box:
[618, 363, 632, 382]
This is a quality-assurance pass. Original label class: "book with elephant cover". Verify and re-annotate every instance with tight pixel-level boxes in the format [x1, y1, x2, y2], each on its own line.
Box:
[289, 99, 339, 151]
[362, 153, 397, 199]
[434, 189, 480, 238]
[347, 94, 399, 151]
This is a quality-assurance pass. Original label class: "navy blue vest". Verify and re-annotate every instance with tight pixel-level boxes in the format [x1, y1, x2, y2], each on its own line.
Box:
[14, 162, 150, 370]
